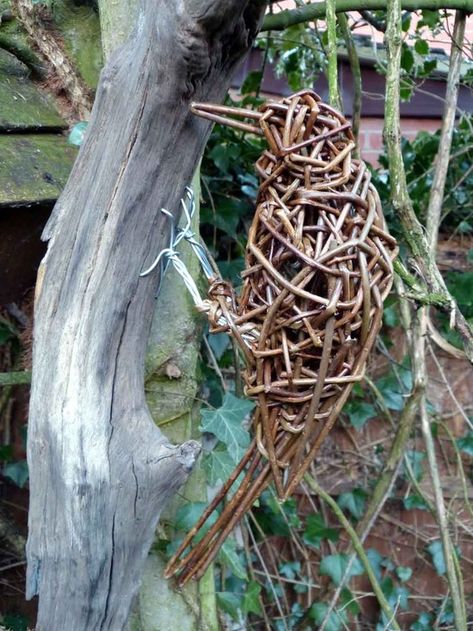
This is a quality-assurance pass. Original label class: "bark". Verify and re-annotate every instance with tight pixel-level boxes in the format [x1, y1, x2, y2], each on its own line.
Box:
[26, 1, 265, 629]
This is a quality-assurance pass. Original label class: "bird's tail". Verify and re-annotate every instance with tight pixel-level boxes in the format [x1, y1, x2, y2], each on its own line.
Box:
[164, 440, 272, 585]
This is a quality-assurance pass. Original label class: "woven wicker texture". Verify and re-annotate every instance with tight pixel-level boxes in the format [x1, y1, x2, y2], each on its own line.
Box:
[165, 89, 398, 585]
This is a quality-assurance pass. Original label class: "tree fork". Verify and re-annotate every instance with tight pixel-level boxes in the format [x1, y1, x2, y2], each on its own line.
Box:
[26, 1, 265, 629]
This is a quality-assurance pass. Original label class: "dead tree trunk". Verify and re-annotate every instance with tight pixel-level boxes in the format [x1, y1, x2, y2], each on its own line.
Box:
[26, 1, 265, 629]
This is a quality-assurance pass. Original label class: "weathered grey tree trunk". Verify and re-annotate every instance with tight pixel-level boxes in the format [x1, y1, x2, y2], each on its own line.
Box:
[26, 1, 265, 629]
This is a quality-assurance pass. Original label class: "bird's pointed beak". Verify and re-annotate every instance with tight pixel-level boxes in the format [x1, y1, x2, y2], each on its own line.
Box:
[191, 102, 263, 136]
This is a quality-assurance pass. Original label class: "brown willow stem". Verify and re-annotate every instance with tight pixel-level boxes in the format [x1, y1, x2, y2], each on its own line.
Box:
[426, 11, 466, 250]
[338, 13, 361, 153]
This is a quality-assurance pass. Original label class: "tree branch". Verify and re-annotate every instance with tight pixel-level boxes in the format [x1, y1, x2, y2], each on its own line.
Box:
[262, 0, 473, 31]
[385, 2, 467, 627]
[426, 11, 467, 249]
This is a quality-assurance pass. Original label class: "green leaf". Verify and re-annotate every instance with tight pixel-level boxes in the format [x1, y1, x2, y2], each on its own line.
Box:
[174, 502, 218, 542]
[0, 321, 15, 345]
[396, 566, 413, 582]
[319, 553, 364, 586]
[279, 560, 301, 580]
[241, 70, 263, 95]
[457, 430, 473, 456]
[418, 9, 440, 29]
[410, 612, 433, 630]
[219, 538, 248, 580]
[0, 444, 13, 461]
[401, 45, 415, 73]
[68, 121, 88, 147]
[337, 488, 367, 520]
[383, 304, 399, 328]
[309, 602, 348, 631]
[216, 592, 242, 620]
[207, 332, 230, 360]
[3, 460, 29, 488]
[200, 393, 254, 462]
[345, 401, 376, 430]
[303, 513, 338, 549]
[242, 580, 262, 615]
[404, 450, 425, 482]
[427, 540, 446, 576]
[340, 587, 361, 615]
[403, 494, 428, 511]
[380, 576, 409, 610]
[366, 548, 384, 581]
[414, 39, 429, 55]
[203, 448, 236, 486]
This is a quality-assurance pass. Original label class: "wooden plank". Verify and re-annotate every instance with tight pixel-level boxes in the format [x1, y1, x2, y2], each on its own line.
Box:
[0, 134, 77, 205]
[0, 49, 65, 131]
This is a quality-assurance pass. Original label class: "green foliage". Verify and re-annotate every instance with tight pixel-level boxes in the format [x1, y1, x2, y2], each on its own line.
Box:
[403, 493, 429, 511]
[259, 23, 325, 92]
[309, 602, 348, 631]
[344, 400, 376, 430]
[3, 460, 28, 488]
[396, 566, 413, 582]
[375, 115, 473, 236]
[337, 488, 367, 520]
[319, 553, 364, 585]
[426, 540, 446, 576]
[302, 513, 338, 549]
[457, 430, 473, 456]
[200, 392, 253, 462]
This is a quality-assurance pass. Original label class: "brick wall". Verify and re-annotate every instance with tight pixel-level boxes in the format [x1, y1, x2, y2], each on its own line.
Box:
[359, 117, 441, 165]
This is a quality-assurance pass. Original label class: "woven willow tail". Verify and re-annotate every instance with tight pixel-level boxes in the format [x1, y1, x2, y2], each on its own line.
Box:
[165, 89, 398, 585]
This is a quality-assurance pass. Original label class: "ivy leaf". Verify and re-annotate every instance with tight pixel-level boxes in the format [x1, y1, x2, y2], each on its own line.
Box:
[203, 448, 235, 486]
[345, 401, 376, 430]
[207, 332, 230, 360]
[200, 393, 254, 462]
[242, 580, 262, 615]
[411, 612, 433, 630]
[404, 450, 425, 482]
[457, 431, 473, 456]
[403, 494, 428, 511]
[216, 592, 242, 621]
[303, 513, 339, 549]
[3, 460, 29, 488]
[309, 602, 348, 631]
[219, 538, 248, 580]
[320, 554, 364, 586]
[427, 540, 446, 576]
[174, 502, 218, 542]
[279, 561, 301, 580]
[366, 549, 384, 581]
[340, 587, 361, 615]
[396, 566, 413, 582]
[337, 488, 367, 520]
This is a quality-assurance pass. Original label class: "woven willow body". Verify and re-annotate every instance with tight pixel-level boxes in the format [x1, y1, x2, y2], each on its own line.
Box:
[165, 89, 398, 585]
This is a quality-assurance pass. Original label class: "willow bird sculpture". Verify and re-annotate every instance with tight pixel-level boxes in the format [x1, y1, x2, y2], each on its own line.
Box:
[161, 89, 398, 585]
